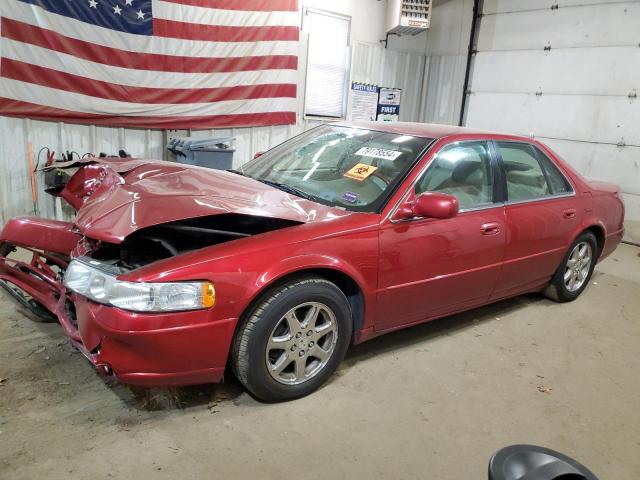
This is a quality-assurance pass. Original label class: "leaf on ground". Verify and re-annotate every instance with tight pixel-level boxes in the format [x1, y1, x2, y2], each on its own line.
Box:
[537, 385, 552, 394]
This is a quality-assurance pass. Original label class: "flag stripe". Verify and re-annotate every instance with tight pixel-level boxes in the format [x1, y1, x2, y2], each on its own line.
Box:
[1, 59, 297, 105]
[0, 78, 297, 117]
[154, 1, 300, 27]
[0, 98, 296, 129]
[5, 2, 299, 58]
[161, 0, 298, 12]
[2, 39, 298, 90]
[1, 18, 298, 74]
[153, 19, 299, 42]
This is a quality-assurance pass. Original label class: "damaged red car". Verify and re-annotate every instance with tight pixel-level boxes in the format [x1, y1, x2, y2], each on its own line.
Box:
[0, 122, 625, 401]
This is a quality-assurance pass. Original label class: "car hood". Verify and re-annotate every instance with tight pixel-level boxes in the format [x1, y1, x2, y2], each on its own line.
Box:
[60, 158, 348, 243]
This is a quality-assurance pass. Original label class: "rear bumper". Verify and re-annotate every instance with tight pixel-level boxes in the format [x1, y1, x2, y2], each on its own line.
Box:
[74, 297, 237, 386]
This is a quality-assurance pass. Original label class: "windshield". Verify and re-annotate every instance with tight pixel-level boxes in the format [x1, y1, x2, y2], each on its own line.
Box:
[238, 125, 433, 212]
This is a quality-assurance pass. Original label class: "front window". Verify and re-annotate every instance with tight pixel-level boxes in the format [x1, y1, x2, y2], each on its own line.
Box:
[415, 141, 495, 210]
[238, 125, 432, 212]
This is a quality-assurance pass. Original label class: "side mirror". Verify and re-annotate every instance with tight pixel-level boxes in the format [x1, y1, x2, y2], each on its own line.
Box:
[253, 151, 265, 160]
[394, 192, 459, 221]
[489, 444, 599, 480]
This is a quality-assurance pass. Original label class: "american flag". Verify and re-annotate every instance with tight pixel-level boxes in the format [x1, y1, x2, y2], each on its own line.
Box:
[0, 0, 299, 128]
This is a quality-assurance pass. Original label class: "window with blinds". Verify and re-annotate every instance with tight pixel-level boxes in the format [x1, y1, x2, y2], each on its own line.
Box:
[303, 9, 351, 119]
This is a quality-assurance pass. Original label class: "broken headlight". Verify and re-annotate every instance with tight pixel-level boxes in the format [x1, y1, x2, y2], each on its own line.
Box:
[63, 259, 215, 312]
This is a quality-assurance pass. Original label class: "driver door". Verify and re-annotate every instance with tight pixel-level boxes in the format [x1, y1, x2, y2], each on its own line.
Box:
[376, 141, 506, 331]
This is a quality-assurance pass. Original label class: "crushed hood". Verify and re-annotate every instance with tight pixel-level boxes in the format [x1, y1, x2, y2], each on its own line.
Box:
[56, 158, 347, 243]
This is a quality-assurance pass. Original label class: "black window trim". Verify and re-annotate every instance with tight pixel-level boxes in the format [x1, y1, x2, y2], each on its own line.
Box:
[491, 139, 576, 206]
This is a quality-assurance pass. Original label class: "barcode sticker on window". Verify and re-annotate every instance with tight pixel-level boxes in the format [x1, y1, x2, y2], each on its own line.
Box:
[355, 147, 403, 161]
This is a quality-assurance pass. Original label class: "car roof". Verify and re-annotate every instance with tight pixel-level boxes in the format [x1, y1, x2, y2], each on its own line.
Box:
[335, 121, 516, 140]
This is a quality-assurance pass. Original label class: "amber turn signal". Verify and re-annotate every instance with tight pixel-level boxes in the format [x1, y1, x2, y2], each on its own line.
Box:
[202, 282, 216, 308]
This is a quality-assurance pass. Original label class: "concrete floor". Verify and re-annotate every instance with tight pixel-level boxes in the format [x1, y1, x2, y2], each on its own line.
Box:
[1, 244, 639, 480]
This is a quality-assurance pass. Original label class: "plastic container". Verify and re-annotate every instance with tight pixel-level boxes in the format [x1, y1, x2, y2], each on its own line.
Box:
[167, 137, 235, 170]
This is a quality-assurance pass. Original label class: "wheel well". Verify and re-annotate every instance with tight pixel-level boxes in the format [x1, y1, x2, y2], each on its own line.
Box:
[584, 225, 605, 257]
[239, 268, 365, 338]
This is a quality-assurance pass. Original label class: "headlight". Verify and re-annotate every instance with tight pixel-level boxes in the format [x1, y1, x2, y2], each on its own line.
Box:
[63, 259, 215, 312]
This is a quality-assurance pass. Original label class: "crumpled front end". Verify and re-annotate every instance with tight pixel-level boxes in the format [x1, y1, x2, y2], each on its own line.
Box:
[0, 157, 319, 386]
[0, 217, 236, 386]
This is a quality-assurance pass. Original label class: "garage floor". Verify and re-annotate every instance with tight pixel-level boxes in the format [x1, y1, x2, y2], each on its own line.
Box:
[1, 244, 638, 480]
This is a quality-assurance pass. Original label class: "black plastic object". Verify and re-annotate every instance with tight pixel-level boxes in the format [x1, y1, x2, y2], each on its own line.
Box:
[488, 445, 599, 480]
[44, 168, 71, 194]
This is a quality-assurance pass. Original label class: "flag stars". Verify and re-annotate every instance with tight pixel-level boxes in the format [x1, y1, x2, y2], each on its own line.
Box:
[125, 0, 134, 5]
[88, 0, 97, 7]
[136, 9, 145, 19]
[113, 4, 122, 15]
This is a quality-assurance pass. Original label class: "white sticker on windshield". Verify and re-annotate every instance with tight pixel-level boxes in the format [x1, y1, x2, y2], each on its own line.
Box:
[355, 147, 402, 161]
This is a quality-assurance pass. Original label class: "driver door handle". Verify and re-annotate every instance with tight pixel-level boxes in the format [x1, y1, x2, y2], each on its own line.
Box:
[481, 222, 501, 235]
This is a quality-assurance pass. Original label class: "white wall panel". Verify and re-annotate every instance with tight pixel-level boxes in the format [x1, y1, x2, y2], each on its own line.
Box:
[483, 0, 630, 15]
[466, 0, 640, 222]
[471, 47, 640, 96]
[466, 92, 640, 145]
[479, 2, 640, 50]
[418, 0, 474, 125]
[351, 41, 427, 122]
[420, 54, 467, 125]
[540, 137, 640, 198]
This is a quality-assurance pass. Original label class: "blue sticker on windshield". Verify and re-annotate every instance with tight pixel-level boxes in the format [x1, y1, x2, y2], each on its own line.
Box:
[342, 191, 359, 204]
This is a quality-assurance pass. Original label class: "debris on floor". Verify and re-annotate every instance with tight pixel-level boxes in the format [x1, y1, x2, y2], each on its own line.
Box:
[537, 385, 552, 394]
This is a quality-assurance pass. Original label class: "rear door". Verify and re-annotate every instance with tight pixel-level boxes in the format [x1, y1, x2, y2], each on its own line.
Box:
[491, 141, 579, 299]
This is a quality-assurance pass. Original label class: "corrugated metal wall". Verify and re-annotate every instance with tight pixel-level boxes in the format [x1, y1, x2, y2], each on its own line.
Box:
[465, 0, 640, 226]
[350, 40, 427, 121]
[419, 0, 474, 125]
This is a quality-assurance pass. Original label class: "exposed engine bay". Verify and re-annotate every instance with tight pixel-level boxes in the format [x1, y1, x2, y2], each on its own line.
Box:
[88, 213, 301, 271]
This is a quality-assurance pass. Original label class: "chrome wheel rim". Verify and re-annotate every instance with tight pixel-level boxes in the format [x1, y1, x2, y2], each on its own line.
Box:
[265, 302, 338, 385]
[564, 241, 592, 292]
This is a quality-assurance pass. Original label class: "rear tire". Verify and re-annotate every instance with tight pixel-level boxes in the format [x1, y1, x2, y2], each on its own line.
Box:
[544, 232, 597, 302]
[231, 277, 352, 402]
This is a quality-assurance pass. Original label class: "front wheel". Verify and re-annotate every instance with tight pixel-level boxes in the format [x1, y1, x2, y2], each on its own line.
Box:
[544, 232, 597, 302]
[231, 277, 352, 402]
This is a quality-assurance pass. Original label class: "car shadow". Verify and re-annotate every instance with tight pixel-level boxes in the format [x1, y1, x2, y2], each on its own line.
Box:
[338, 293, 547, 375]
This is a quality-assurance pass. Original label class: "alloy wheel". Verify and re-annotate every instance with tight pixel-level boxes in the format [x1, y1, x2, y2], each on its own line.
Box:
[564, 241, 592, 292]
[265, 302, 338, 385]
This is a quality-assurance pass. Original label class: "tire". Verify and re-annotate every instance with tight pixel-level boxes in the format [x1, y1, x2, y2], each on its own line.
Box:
[231, 277, 352, 402]
[544, 231, 597, 302]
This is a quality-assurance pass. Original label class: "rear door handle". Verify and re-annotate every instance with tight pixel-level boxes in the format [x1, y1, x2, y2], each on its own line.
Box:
[481, 222, 501, 235]
[563, 209, 577, 219]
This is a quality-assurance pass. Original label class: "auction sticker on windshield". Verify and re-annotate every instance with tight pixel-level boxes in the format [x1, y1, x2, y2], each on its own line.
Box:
[355, 147, 402, 161]
[344, 163, 378, 181]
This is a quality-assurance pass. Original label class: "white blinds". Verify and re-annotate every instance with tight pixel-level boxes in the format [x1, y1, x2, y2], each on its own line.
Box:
[303, 9, 350, 118]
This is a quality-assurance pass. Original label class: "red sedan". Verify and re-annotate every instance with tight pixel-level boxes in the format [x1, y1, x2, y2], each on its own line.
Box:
[0, 122, 625, 401]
